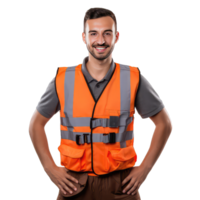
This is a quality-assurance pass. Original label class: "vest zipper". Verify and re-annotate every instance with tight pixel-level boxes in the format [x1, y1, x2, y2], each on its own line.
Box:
[84, 66, 116, 176]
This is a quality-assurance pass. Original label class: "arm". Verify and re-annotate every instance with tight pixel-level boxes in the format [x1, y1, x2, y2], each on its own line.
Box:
[27, 110, 78, 194]
[140, 107, 172, 172]
[122, 108, 172, 195]
[29, 109, 56, 172]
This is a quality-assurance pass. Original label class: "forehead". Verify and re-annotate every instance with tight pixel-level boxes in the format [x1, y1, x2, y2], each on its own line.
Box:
[85, 16, 115, 32]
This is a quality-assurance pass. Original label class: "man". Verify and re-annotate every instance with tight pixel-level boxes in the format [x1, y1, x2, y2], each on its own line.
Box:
[29, 7, 172, 200]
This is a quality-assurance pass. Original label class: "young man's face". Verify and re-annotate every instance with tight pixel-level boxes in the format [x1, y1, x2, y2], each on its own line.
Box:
[82, 16, 119, 61]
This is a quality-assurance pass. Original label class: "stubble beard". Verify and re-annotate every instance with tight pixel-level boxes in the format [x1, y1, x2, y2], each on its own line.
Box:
[87, 44, 114, 61]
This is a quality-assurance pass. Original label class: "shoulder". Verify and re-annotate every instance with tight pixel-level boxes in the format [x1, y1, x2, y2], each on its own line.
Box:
[56, 65, 80, 76]
[135, 73, 165, 118]
[56, 67, 67, 76]
[129, 65, 140, 72]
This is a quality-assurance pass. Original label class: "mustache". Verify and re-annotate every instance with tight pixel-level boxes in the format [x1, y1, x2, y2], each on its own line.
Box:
[93, 45, 108, 48]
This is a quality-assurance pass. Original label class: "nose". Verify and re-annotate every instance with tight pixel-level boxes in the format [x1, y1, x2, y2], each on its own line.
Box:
[96, 34, 105, 46]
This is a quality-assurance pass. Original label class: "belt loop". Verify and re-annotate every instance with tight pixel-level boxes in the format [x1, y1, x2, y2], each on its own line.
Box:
[76, 135, 81, 145]
[102, 132, 116, 144]
[76, 135, 84, 145]
[84, 134, 90, 144]
[76, 134, 91, 145]
[109, 132, 116, 143]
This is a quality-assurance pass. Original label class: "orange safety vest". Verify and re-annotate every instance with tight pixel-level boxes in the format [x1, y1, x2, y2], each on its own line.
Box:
[55, 62, 140, 176]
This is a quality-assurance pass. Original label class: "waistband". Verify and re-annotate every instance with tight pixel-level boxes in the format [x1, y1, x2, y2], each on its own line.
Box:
[87, 168, 131, 177]
[87, 172, 98, 176]
[67, 167, 133, 177]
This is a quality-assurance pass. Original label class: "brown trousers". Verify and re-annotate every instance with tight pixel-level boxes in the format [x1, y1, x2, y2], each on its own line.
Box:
[57, 167, 141, 200]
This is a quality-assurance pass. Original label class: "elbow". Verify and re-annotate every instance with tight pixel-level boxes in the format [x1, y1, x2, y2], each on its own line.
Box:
[29, 115, 37, 139]
[29, 121, 35, 140]
[158, 114, 172, 136]
[165, 118, 172, 135]
[171, 122, 174, 134]
[166, 117, 174, 134]
[163, 109, 173, 135]
[29, 118, 33, 134]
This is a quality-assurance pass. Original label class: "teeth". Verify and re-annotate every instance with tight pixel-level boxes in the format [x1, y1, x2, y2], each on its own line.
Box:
[96, 47, 106, 49]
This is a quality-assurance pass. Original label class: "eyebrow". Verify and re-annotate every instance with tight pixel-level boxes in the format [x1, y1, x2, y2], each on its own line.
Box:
[89, 29, 113, 33]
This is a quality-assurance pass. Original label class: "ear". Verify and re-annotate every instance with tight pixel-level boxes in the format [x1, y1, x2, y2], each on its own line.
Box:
[82, 32, 86, 44]
[115, 31, 119, 44]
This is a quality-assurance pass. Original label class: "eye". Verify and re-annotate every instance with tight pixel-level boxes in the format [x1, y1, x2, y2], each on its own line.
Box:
[91, 33, 96, 36]
[105, 33, 111, 35]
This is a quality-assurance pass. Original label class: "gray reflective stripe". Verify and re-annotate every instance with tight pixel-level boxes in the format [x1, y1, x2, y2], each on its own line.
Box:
[61, 117, 91, 127]
[61, 64, 134, 148]
[64, 66, 76, 125]
[60, 115, 133, 128]
[119, 65, 131, 147]
[61, 130, 134, 144]
[120, 64, 131, 111]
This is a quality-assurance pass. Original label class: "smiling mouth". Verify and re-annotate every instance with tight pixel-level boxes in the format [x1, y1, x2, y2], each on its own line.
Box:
[94, 47, 108, 52]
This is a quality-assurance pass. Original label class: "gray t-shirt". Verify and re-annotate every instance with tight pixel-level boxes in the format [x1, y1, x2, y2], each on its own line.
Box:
[36, 57, 164, 119]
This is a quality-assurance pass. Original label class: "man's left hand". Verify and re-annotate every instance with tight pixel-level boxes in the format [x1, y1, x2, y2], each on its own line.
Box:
[121, 165, 149, 196]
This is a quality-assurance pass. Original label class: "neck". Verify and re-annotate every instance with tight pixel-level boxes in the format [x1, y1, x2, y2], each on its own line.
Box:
[86, 55, 112, 82]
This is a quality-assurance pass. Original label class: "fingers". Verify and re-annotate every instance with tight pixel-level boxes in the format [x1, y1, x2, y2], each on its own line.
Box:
[128, 181, 140, 195]
[57, 168, 78, 195]
[64, 176, 77, 192]
[59, 181, 74, 194]
[58, 184, 70, 194]
[123, 180, 140, 196]
[64, 167, 79, 183]
[58, 178, 77, 195]
[66, 173, 79, 184]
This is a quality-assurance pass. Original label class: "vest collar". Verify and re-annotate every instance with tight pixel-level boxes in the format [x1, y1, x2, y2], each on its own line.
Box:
[81, 56, 116, 83]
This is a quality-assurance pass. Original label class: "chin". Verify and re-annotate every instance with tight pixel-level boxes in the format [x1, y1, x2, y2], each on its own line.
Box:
[89, 49, 108, 60]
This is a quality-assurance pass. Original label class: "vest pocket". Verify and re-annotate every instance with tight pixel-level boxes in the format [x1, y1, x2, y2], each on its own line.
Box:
[108, 146, 136, 171]
[58, 144, 85, 171]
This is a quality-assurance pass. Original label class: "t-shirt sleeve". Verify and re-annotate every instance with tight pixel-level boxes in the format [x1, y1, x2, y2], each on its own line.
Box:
[135, 74, 164, 118]
[36, 77, 60, 118]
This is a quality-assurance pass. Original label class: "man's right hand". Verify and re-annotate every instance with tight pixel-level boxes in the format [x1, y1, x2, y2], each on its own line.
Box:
[46, 166, 79, 195]
[29, 111, 79, 195]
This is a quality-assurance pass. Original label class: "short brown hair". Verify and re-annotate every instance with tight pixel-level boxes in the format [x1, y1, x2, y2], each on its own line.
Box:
[83, 7, 117, 34]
